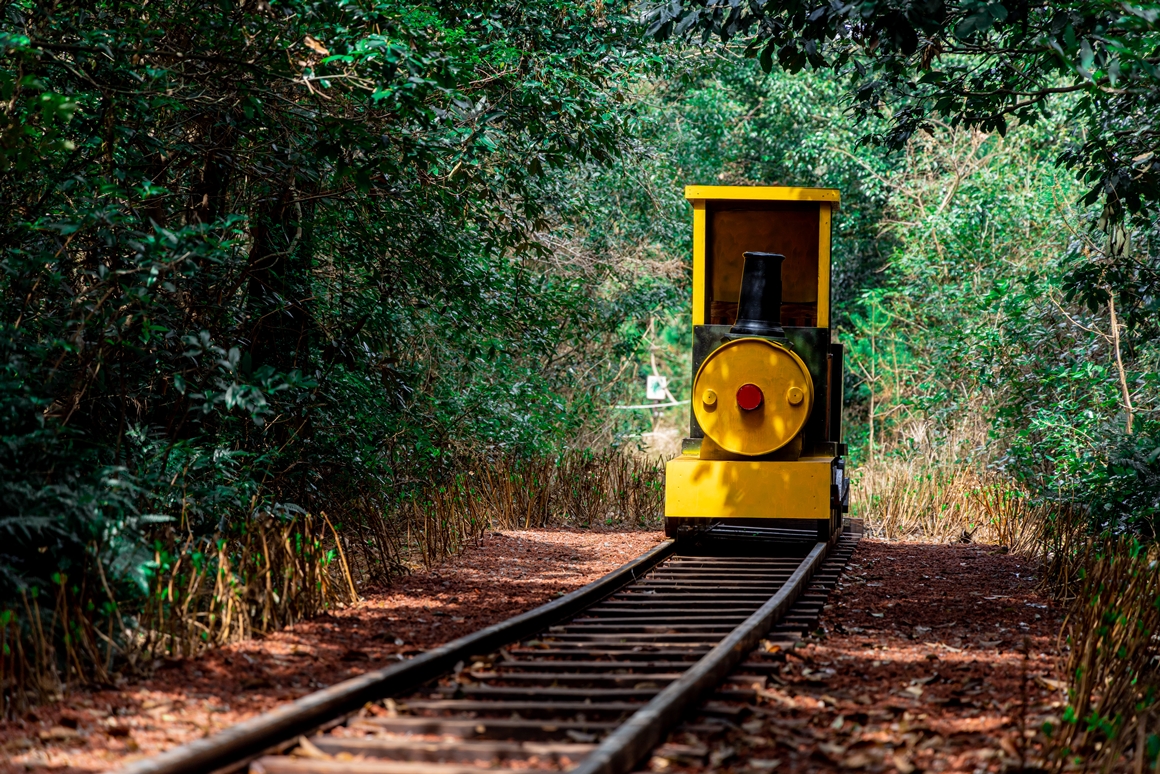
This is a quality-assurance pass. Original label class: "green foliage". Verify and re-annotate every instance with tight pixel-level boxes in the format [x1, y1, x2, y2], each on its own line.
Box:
[647, 0, 1160, 392]
[646, 1, 1160, 216]
[1048, 534, 1160, 767]
[836, 114, 1160, 532]
[0, 0, 670, 646]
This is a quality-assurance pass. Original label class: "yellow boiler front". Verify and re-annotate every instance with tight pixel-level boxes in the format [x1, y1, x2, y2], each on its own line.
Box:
[693, 338, 814, 457]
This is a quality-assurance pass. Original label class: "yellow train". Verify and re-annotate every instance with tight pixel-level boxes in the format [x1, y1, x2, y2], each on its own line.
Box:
[665, 186, 848, 541]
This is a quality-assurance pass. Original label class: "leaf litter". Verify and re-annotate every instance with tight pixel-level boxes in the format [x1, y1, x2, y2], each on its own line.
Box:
[650, 540, 1063, 773]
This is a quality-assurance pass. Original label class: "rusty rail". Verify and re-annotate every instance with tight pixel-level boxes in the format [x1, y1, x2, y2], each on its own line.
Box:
[115, 527, 860, 774]
[112, 540, 678, 774]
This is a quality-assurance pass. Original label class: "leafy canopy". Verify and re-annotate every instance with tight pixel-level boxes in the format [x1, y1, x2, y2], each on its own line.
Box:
[646, 1, 1160, 224]
[0, 0, 666, 602]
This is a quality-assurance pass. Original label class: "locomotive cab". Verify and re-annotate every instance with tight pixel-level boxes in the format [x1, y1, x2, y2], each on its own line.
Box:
[665, 186, 848, 541]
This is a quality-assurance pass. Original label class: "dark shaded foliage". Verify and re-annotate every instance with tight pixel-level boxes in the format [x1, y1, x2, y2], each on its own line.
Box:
[0, 0, 665, 619]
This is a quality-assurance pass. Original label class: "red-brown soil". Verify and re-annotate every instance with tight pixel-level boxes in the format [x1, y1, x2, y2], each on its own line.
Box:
[654, 541, 1064, 773]
[0, 529, 664, 773]
[0, 536, 1064, 773]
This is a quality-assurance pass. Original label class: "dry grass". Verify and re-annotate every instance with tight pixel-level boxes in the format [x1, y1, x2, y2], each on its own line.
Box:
[0, 449, 663, 715]
[0, 510, 354, 716]
[402, 450, 665, 568]
[1041, 534, 1160, 772]
[851, 455, 1044, 551]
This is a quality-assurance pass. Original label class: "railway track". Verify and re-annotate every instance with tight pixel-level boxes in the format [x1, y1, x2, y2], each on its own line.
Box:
[117, 524, 860, 774]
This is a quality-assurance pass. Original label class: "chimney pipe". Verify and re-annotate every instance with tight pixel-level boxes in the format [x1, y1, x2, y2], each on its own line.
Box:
[730, 251, 786, 339]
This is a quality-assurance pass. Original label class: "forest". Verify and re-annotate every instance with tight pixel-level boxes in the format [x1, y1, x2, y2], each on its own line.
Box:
[2, 0, 1159, 768]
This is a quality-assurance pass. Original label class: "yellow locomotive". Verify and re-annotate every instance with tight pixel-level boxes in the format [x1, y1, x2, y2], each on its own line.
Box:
[665, 186, 848, 541]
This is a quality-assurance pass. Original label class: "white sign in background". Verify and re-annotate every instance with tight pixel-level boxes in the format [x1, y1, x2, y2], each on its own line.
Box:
[646, 375, 668, 401]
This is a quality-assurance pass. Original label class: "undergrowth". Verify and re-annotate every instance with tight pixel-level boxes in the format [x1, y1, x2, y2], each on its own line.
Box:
[0, 450, 662, 716]
[1040, 525, 1160, 773]
[852, 457, 1043, 551]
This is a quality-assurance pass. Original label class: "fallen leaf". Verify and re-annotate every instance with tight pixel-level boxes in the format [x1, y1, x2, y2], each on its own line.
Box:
[39, 725, 80, 742]
[291, 736, 330, 760]
[709, 745, 736, 767]
[842, 751, 874, 768]
[655, 742, 708, 762]
[303, 35, 330, 56]
[904, 686, 924, 698]
[892, 753, 916, 773]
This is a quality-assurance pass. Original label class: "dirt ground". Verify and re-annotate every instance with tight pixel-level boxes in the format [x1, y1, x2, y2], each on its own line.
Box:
[0, 529, 664, 773]
[654, 541, 1065, 773]
[0, 535, 1065, 773]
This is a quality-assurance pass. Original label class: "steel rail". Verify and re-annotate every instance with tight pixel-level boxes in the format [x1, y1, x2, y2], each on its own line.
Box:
[111, 539, 677, 774]
[245, 538, 834, 774]
[570, 541, 827, 774]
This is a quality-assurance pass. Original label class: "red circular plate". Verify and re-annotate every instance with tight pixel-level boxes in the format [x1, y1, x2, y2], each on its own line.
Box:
[736, 383, 764, 411]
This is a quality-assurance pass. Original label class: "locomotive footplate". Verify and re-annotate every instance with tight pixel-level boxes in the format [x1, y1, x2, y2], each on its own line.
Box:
[664, 455, 844, 541]
[666, 455, 835, 521]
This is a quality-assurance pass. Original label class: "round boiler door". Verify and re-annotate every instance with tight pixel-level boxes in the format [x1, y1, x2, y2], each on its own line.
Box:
[692, 338, 814, 456]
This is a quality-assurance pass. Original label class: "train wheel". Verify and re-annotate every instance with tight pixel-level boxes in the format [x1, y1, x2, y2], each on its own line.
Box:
[816, 517, 832, 542]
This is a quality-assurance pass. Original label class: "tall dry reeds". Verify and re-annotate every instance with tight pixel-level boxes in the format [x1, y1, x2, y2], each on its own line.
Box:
[851, 455, 1044, 550]
[0, 510, 355, 716]
[0, 449, 664, 714]
[402, 450, 665, 567]
[551, 450, 664, 527]
[1044, 535, 1160, 773]
[1, 566, 118, 713]
[135, 511, 358, 659]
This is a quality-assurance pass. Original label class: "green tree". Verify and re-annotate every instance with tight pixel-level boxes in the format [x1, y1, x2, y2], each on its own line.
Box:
[0, 0, 667, 604]
[646, 1, 1160, 327]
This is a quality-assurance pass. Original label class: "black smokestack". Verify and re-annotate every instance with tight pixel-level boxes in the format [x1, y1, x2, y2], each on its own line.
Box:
[730, 251, 786, 339]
